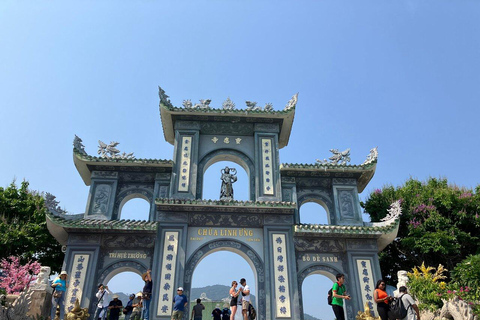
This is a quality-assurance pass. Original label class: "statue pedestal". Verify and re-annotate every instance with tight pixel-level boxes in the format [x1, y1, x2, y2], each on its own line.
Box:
[27, 289, 52, 319]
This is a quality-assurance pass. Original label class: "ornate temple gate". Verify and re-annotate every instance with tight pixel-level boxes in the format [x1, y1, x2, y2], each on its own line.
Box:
[47, 88, 401, 320]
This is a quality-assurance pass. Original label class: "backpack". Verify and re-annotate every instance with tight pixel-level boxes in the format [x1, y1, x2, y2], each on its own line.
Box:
[327, 288, 333, 305]
[388, 294, 409, 320]
[248, 303, 257, 320]
[222, 308, 230, 320]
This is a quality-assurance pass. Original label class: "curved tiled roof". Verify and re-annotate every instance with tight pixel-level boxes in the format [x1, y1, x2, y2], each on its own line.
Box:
[155, 198, 296, 214]
[47, 212, 158, 231]
[155, 198, 296, 207]
[73, 149, 173, 185]
[294, 200, 402, 251]
[159, 93, 296, 149]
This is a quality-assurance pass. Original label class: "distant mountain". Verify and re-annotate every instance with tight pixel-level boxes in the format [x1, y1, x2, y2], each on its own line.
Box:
[190, 284, 256, 302]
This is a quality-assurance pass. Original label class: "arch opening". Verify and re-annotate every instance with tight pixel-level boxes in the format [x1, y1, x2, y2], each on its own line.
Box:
[190, 250, 256, 320]
[99, 270, 144, 309]
[299, 200, 330, 225]
[202, 160, 250, 201]
[119, 196, 150, 221]
[301, 273, 335, 320]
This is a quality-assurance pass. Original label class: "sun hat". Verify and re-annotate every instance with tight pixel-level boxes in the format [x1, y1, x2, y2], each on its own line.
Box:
[177, 287, 184, 291]
[113, 294, 119, 299]
[60, 271, 68, 276]
[136, 292, 143, 297]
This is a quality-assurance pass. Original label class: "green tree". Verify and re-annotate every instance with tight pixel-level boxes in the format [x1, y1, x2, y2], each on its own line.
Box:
[362, 178, 480, 283]
[0, 180, 63, 271]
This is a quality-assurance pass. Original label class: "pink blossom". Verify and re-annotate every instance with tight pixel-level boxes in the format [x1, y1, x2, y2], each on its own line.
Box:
[0, 256, 41, 294]
[374, 189, 382, 194]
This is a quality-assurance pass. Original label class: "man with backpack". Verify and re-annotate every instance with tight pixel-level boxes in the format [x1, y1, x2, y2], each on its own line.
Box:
[330, 273, 351, 320]
[396, 286, 420, 320]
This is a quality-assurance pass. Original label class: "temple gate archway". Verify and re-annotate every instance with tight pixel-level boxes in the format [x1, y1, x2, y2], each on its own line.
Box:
[46, 88, 401, 320]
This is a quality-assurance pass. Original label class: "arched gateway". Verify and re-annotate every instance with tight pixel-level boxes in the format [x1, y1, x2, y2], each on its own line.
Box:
[46, 87, 401, 320]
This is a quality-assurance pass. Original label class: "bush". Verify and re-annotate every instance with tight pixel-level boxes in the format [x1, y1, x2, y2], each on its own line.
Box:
[407, 263, 447, 311]
[450, 254, 480, 300]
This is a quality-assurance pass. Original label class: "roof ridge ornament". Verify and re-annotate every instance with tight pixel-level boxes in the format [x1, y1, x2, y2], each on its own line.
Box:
[381, 200, 402, 222]
[98, 140, 135, 160]
[362, 147, 378, 165]
[284, 93, 298, 111]
[316, 148, 351, 165]
[222, 97, 236, 110]
[158, 86, 173, 108]
[73, 135, 87, 155]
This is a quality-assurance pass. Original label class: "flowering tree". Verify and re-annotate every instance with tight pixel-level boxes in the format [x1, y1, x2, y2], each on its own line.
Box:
[362, 178, 480, 282]
[0, 256, 41, 294]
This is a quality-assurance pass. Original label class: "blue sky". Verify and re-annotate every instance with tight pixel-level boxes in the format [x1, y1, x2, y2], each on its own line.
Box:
[1, 1, 479, 319]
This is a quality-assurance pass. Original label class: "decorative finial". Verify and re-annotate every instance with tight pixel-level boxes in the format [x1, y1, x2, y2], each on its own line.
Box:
[98, 140, 135, 160]
[284, 93, 298, 111]
[73, 135, 87, 155]
[264, 103, 274, 111]
[182, 99, 193, 108]
[362, 147, 378, 165]
[316, 148, 351, 165]
[158, 86, 173, 108]
[246, 101, 261, 111]
[222, 97, 236, 110]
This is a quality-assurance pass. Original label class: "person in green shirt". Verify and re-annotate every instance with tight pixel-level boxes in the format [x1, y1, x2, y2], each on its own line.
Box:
[331, 273, 351, 320]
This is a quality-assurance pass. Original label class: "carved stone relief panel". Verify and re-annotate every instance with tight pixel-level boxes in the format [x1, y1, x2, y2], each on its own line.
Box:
[158, 185, 169, 198]
[338, 190, 355, 219]
[92, 184, 112, 215]
[264, 214, 293, 225]
[296, 178, 331, 188]
[119, 172, 156, 183]
[158, 212, 189, 223]
[102, 235, 156, 249]
[282, 188, 292, 202]
[346, 239, 377, 251]
[68, 234, 101, 245]
[92, 171, 118, 179]
[294, 238, 345, 253]
[332, 178, 356, 185]
[188, 213, 262, 227]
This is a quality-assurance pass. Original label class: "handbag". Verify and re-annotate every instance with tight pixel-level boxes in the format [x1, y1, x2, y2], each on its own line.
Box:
[53, 290, 63, 298]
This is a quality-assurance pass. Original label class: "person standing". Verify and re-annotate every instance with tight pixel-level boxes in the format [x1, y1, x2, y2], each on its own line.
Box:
[123, 294, 135, 320]
[50, 271, 68, 320]
[94, 284, 112, 320]
[239, 278, 250, 320]
[229, 281, 240, 320]
[190, 298, 205, 320]
[211, 304, 222, 320]
[398, 286, 420, 320]
[142, 269, 153, 320]
[331, 273, 351, 320]
[107, 294, 123, 320]
[374, 279, 392, 320]
[130, 293, 143, 320]
[171, 287, 188, 320]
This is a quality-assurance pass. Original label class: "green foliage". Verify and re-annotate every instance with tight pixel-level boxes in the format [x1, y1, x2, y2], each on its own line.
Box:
[450, 254, 480, 301]
[407, 263, 447, 311]
[0, 181, 63, 272]
[362, 178, 480, 282]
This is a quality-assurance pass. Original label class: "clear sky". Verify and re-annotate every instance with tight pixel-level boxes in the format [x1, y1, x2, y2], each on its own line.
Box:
[1, 1, 479, 319]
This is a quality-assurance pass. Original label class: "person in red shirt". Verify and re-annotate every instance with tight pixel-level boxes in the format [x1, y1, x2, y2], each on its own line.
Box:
[374, 279, 393, 320]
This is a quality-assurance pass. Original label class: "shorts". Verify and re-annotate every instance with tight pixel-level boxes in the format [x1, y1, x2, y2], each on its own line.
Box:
[171, 310, 184, 320]
[242, 300, 250, 310]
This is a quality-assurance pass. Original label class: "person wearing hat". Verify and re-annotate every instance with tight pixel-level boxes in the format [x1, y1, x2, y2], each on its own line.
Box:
[171, 287, 188, 320]
[123, 294, 135, 320]
[94, 284, 112, 320]
[141, 269, 153, 320]
[50, 271, 68, 320]
[130, 292, 143, 320]
[108, 294, 123, 320]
